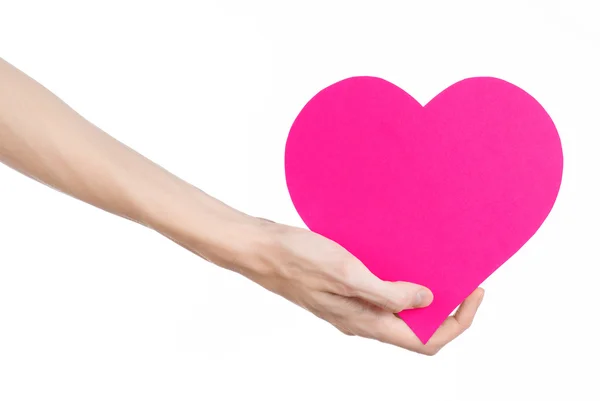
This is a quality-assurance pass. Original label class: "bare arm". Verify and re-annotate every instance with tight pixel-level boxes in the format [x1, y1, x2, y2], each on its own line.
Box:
[0, 58, 483, 355]
[0, 58, 255, 267]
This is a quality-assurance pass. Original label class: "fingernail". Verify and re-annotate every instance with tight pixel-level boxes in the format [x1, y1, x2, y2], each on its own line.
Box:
[416, 289, 433, 306]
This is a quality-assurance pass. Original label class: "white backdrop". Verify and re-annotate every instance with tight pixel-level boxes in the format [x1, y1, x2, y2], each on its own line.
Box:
[0, 1, 599, 400]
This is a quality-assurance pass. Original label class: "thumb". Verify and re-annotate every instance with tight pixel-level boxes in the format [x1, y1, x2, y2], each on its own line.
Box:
[356, 279, 434, 313]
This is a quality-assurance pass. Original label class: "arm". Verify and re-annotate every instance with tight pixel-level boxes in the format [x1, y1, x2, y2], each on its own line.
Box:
[0, 58, 483, 355]
[0, 57, 259, 270]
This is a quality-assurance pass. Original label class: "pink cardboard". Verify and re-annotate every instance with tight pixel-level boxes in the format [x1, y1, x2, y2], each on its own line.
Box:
[284, 76, 563, 343]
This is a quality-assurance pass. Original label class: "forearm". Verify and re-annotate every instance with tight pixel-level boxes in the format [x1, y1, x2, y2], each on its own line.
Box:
[0, 58, 262, 270]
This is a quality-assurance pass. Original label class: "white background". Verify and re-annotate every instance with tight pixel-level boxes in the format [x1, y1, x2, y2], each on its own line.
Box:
[1, 0, 599, 400]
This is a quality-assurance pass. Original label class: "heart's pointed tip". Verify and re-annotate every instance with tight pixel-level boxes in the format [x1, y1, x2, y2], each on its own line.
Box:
[405, 319, 440, 345]
[416, 332, 435, 345]
[399, 311, 441, 344]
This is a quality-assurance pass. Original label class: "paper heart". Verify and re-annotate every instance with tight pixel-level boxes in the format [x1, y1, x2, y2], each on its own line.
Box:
[284, 76, 563, 343]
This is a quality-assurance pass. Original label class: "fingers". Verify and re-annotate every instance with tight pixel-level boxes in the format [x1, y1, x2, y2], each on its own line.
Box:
[364, 312, 428, 352]
[348, 263, 433, 313]
[454, 287, 485, 327]
[354, 288, 485, 355]
[424, 287, 485, 351]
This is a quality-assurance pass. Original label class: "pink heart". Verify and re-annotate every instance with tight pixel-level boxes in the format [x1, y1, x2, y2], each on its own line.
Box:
[284, 76, 563, 343]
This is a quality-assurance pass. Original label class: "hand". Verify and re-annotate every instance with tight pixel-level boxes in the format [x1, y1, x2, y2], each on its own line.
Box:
[238, 220, 485, 356]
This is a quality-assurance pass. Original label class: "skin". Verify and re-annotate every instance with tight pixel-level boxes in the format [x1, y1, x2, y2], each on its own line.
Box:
[0, 58, 484, 356]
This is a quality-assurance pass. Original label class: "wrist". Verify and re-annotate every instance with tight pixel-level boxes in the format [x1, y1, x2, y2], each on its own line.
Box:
[139, 178, 272, 275]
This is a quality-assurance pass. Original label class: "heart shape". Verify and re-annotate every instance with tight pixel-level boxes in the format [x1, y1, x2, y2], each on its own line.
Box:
[284, 76, 563, 343]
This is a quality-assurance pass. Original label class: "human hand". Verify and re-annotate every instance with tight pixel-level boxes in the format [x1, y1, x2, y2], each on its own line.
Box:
[235, 219, 484, 356]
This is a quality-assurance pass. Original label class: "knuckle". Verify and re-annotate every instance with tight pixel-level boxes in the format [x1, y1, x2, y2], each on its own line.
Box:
[420, 343, 442, 356]
[422, 348, 439, 356]
[393, 293, 410, 310]
[461, 319, 474, 331]
[379, 298, 393, 311]
[417, 339, 443, 356]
